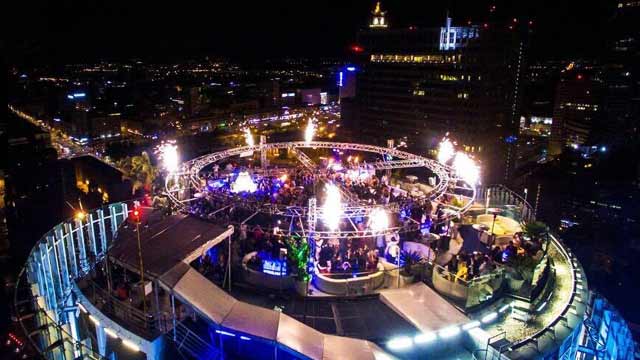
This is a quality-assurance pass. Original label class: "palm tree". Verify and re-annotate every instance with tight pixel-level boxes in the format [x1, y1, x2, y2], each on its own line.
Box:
[117, 151, 158, 194]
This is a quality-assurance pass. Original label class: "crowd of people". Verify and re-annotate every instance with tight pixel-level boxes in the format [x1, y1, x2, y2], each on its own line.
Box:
[316, 238, 380, 275]
[187, 162, 469, 279]
[445, 251, 498, 282]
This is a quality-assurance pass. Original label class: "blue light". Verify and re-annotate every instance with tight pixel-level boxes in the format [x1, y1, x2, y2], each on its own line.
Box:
[346, 66, 356, 72]
[600, 146, 607, 152]
[215, 330, 235, 337]
[73, 92, 86, 98]
[53, 117, 61, 122]
[240, 336, 251, 341]
[263, 259, 287, 276]
[505, 135, 517, 144]
[67, 95, 74, 100]
[338, 71, 343, 87]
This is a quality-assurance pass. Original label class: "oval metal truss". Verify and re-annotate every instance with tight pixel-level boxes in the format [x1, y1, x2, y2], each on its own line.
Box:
[166, 141, 476, 240]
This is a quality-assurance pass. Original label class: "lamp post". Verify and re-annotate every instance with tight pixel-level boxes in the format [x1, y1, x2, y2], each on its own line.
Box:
[488, 208, 502, 246]
[131, 205, 146, 315]
[521, 188, 528, 221]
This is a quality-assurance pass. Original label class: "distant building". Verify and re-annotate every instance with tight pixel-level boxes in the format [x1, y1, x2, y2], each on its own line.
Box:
[338, 65, 357, 100]
[601, 1, 639, 148]
[549, 72, 602, 156]
[369, 2, 388, 29]
[344, 4, 530, 182]
[184, 86, 204, 117]
[299, 88, 322, 105]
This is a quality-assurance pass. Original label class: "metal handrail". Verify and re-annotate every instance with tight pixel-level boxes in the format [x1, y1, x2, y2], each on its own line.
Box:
[13, 202, 134, 359]
[14, 266, 104, 359]
[80, 279, 163, 337]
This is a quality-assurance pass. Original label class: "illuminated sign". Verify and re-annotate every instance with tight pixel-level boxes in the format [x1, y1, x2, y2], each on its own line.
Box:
[262, 259, 287, 276]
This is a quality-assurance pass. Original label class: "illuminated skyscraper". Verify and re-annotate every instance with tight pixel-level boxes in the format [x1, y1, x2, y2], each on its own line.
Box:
[346, 8, 530, 182]
[369, 2, 388, 29]
[549, 71, 602, 156]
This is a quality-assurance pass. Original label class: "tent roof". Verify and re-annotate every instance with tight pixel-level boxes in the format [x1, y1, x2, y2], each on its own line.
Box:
[222, 301, 280, 341]
[323, 335, 376, 360]
[277, 313, 324, 360]
[172, 267, 237, 324]
[379, 282, 469, 333]
[111, 212, 231, 276]
[162, 262, 394, 360]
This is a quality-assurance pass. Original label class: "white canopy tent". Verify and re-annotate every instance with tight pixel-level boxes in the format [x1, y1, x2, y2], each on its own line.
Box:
[379, 282, 469, 333]
[161, 263, 392, 360]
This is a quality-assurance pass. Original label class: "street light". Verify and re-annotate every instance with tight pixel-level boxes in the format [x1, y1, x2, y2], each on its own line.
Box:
[74, 210, 86, 221]
[487, 208, 502, 245]
[130, 202, 146, 315]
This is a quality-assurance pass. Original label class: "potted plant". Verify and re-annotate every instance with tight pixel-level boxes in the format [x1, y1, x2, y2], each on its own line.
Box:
[398, 250, 423, 286]
[506, 254, 537, 292]
[524, 221, 547, 239]
[286, 235, 311, 296]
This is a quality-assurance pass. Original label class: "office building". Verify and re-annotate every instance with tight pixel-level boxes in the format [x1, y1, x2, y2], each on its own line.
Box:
[548, 71, 603, 156]
[344, 4, 530, 182]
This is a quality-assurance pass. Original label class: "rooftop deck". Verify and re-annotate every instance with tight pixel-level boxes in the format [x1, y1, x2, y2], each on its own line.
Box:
[14, 185, 635, 360]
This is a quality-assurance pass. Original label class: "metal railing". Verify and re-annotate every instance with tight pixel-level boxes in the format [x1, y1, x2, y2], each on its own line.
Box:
[475, 184, 535, 224]
[14, 202, 132, 359]
[14, 267, 103, 359]
[78, 279, 170, 339]
[173, 322, 221, 360]
[431, 263, 505, 310]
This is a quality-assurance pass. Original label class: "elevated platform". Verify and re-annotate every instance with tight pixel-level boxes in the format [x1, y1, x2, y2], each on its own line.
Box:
[110, 211, 232, 277]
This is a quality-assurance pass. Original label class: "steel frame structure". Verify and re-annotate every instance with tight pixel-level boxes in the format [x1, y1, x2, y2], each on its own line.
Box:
[166, 141, 476, 240]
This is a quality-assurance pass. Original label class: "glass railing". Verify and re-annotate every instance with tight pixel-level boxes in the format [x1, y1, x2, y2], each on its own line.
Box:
[431, 262, 505, 310]
[475, 184, 535, 224]
[14, 202, 131, 359]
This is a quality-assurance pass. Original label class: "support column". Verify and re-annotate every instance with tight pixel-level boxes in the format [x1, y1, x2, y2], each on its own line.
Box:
[108, 205, 118, 236]
[87, 213, 98, 258]
[260, 135, 268, 169]
[61, 223, 77, 279]
[96, 209, 108, 254]
[386, 139, 394, 179]
[485, 189, 491, 214]
[39, 243, 55, 309]
[66, 298, 81, 359]
[171, 294, 177, 341]
[48, 233, 64, 307]
[96, 325, 107, 357]
[56, 227, 72, 291]
[75, 219, 89, 274]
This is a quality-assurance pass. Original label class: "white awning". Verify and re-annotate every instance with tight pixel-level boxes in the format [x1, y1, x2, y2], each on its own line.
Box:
[163, 262, 395, 360]
[277, 313, 324, 360]
[379, 282, 469, 333]
[172, 267, 237, 324]
[322, 335, 388, 360]
[221, 301, 279, 341]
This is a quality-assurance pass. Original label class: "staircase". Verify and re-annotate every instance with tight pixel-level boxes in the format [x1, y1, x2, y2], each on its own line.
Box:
[171, 322, 221, 360]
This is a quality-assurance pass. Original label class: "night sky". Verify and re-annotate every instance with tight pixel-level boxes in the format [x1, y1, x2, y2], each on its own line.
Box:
[7, 0, 615, 64]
